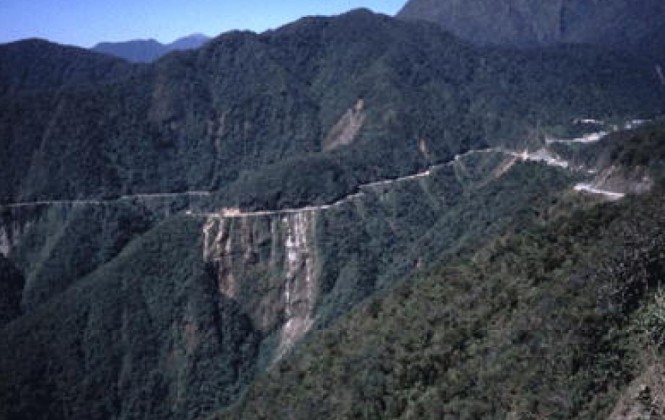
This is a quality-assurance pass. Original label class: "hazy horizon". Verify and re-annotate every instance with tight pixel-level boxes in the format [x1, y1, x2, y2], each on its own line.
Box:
[0, 0, 405, 48]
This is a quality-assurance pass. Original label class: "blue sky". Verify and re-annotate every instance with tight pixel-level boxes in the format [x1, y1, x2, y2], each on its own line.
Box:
[0, 0, 406, 47]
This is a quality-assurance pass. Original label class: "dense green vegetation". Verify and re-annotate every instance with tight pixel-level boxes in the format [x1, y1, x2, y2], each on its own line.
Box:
[0, 217, 261, 420]
[10, 202, 154, 310]
[398, 0, 665, 54]
[601, 120, 665, 174]
[311, 154, 575, 329]
[553, 119, 665, 180]
[1, 9, 663, 205]
[218, 182, 665, 420]
[0, 255, 23, 326]
[0, 38, 139, 97]
[0, 150, 576, 420]
[1, 7, 664, 420]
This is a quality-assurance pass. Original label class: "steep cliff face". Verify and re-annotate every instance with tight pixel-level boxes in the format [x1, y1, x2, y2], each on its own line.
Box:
[0, 217, 262, 420]
[203, 211, 319, 361]
[397, 0, 665, 53]
[2, 128, 658, 418]
[0, 207, 39, 257]
[218, 184, 665, 420]
[1, 10, 663, 418]
[196, 147, 582, 362]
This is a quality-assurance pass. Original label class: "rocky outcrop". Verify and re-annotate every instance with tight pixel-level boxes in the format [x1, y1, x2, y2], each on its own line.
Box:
[0, 205, 49, 257]
[609, 364, 665, 419]
[199, 146, 593, 361]
[203, 210, 319, 360]
[323, 99, 367, 151]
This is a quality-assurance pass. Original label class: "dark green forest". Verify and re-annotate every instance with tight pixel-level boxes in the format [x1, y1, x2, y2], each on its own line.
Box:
[1, 10, 663, 206]
[0, 6, 664, 420]
[219, 172, 665, 420]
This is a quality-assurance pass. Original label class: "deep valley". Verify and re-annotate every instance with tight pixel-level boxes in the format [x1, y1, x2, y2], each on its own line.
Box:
[1, 3, 664, 419]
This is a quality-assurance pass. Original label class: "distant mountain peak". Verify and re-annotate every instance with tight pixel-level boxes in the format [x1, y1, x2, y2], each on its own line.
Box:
[91, 33, 210, 63]
[180, 33, 208, 40]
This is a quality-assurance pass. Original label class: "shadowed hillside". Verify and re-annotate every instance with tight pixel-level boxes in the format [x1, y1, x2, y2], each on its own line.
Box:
[398, 0, 665, 56]
[0, 8, 664, 420]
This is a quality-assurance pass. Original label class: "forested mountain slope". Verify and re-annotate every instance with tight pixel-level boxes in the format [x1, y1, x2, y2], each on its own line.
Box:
[0, 39, 139, 97]
[0, 255, 23, 326]
[0, 8, 664, 420]
[217, 125, 665, 420]
[398, 0, 665, 55]
[0, 148, 579, 419]
[1, 9, 662, 206]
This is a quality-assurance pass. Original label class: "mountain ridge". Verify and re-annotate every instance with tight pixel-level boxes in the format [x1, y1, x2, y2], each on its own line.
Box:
[0, 38, 139, 97]
[0, 7, 664, 419]
[397, 0, 665, 55]
[2, 9, 662, 207]
[92, 33, 211, 62]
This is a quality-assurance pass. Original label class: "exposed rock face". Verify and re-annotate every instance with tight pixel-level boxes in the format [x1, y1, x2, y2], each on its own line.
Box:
[199, 146, 593, 362]
[323, 99, 367, 151]
[0, 207, 43, 257]
[278, 212, 318, 357]
[0, 217, 263, 420]
[203, 210, 319, 360]
[397, 0, 665, 52]
[609, 364, 665, 419]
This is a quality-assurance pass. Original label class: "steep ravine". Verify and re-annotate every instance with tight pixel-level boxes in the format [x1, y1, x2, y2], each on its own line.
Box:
[196, 145, 608, 362]
[193, 123, 662, 362]
[3, 115, 653, 319]
[0, 193, 214, 312]
[0, 132, 650, 418]
[1, 133, 645, 316]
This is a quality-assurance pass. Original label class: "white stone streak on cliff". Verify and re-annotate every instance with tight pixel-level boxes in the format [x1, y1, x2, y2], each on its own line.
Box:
[0, 219, 34, 257]
[201, 209, 319, 362]
[202, 218, 217, 261]
[657, 65, 665, 86]
[323, 99, 367, 151]
[202, 217, 237, 298]
[493, 155, 520, 179]
[0, 227, 10, 256]
[270, 217, 280, 268]
[277, 211, 318, 359]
